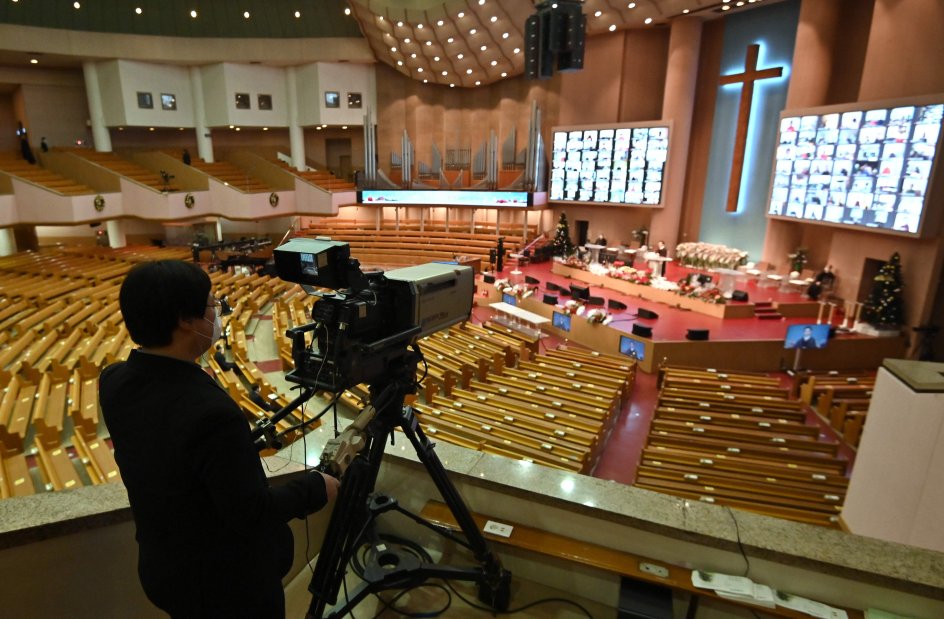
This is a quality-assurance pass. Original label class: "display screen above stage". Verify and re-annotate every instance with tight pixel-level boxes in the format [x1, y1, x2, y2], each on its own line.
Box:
[549, 124, 669, 206]
[767, 99, 944, 235]
[358, 190, 531, 207]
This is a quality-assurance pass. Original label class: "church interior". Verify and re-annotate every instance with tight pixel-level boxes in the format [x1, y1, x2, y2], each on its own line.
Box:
[1, 1, 943, 617]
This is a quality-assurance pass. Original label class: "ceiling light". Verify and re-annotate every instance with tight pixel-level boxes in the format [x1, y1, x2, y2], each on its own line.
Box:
[316, 126, 322, 130]
[470, 28, 476, 35]
[262, 127, 268, 131]
[437, 20, 444, 26]
[397, 21, 403, 27]
[397, 60, 404, 66]
[423, 79, 428, 83]
[722, 5, 730, 9]
[229, 125, 234, 129]
[450, 84, 455, 88]
[425, 41, 432, 46]
[736, 1, 745, 5]
[190, 9, 197, 18]
[501, 72, 507, 77]
[404, 38, 411, 43]
[417, 67, 424, 72]
[644, 17, 653, 23]
[73, 1, 80, 8]
[502, 32, 509, 39]
[513, 47, 520, 54]
[608, 24, 616, 31]
[457, 53, 464, 59]
[434, 55, 440, 61]
[30, 58, 38, 64]
[447, 37, 454, 43]
[479, 0, 485, 5]
[466, 69, 473, 74]
[243, 11, 250, 19]
[628, 2, 636, 8]
[235, 127, 241, 132]
[391, 46, 397, 52]
[344, 8, 351, 16]
[149, 127, 155, 131]
[295, 11, 301, 18]
[342, 126, 348, 129]
[475, 81, 481, 85]
[417, 23, 423, 29]
[594, 10, 602, 17]
[683, 8, 690, 13]
[490, 16, 498, 22]
[480, 45, 487, 51]
[490, 60, 497, 66]
[135, 7, 142, 14]
[458, 12, 465, 18]
[411, 53, 417, 58]
[442, 70, 448, 76]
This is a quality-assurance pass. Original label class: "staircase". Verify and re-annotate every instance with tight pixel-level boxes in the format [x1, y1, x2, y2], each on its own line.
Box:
[754, 301, 784, 320]
[73, 150, 178, 192]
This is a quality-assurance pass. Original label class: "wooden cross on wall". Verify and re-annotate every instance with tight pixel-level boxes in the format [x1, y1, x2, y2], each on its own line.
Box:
[719, 44, 784, 212]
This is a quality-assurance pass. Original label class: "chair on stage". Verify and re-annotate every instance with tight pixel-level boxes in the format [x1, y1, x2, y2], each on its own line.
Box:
[607, 299, 628, 311]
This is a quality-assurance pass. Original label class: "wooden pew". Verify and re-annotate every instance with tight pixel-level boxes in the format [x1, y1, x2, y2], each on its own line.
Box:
[72, 433, 121, 485]
[35, 442, 83, 492]
[0, 453, 36, 498]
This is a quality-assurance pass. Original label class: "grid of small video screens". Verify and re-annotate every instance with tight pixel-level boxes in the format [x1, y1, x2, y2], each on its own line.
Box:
[768, 103, 943, 234]
[549, 126, 669, 205]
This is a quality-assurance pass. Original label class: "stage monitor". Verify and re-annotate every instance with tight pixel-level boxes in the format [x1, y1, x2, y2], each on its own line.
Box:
[767, 97, 944, 236]
[549, 123, 670, 206]
[552, 311, 571, 332]
[502, 293, 517, 306]
[784, 323, 830, 350]
[570, 284, 590, 301]
[542, 293, 558, 305]
[619, 335, 645, 360]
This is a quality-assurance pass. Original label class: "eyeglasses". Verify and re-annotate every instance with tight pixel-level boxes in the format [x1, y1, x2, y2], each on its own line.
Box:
[207, 297, 222, 312]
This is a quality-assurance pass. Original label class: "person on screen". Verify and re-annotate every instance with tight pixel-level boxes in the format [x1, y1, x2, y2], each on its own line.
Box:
[99, 260, 339, 617]
[795, 326, 821, 349]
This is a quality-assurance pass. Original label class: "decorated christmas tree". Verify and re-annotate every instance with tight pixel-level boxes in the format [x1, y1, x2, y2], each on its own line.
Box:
[861, 252, 905, 328]
[552, 212, 575, 257]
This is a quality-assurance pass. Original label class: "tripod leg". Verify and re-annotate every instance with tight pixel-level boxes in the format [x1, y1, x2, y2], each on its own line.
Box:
[399, 408, 512, 610]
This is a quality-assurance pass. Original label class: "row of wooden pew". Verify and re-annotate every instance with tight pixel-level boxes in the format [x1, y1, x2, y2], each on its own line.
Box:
[641, 365, 849, 528]
[0, 154, 95, 196]
[411, 321, 634, 474]
[795, 369, 875, 448]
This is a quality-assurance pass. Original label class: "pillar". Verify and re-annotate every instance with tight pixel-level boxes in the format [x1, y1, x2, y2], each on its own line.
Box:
[106, 219, 127, 249]
[649, 17, 702, 250]
[0, 228, 16, 256]
[287, 67, 307, 171]
[82, 62, 112, 152]
[190, 67, 214, 163]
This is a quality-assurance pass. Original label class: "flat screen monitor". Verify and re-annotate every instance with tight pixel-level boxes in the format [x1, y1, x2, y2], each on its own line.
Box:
[552, 311, 571, 332]
[767, 98, 944, 236]
[502, 293, 517, 306]
[619, 335, 645, 360]
[549, 124, 669, 206]
[784, 323, 830, 350]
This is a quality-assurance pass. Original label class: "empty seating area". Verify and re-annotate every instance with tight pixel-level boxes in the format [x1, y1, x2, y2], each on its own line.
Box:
[73, 150, 179, 192]
[189, 159, 271, 192]
[795, 370, 876, 448]
[275, 161, 356, 191]
[0, 154, 95, 196]
[412, 322, 634, 473]
[639, 365, 849, 527]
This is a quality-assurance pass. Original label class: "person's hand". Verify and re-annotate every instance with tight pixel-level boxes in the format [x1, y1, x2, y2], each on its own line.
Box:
[319, 472, 340, 503]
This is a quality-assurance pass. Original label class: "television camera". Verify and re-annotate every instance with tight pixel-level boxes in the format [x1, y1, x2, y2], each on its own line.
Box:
[258, 237, 510, 617]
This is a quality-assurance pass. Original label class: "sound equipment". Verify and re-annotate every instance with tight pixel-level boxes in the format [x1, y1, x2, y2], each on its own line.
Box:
[731, 290, 749, 302]
[483, 274, 496, 284]
[637, 308, 659, 320]
[686, 329, 709, 341]
[587, 295, 605, 306]
[569, 284, 590, 301]
[631, 324, 653, 338]
[525, 275, 540, 285]
[607, 299, 628, 311]
[542, 293, 558, 305]
[524, 1, 586, 80]
[545, 281, 562, 292]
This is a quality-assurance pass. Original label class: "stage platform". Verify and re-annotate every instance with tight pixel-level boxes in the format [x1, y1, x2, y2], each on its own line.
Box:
[481, 260, 907, 374]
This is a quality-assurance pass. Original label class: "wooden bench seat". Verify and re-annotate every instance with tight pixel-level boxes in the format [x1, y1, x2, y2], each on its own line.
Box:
[654, 407, 817, 436]
[646, 432, 846, 472]
[460, 383, 605, 435]
[650, 419, 837, 454]
[72, 433, 121, 485]
[0, 453, 36, 498]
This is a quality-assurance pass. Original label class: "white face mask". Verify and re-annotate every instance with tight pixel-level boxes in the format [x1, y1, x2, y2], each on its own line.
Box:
[205, 313, 222, 343]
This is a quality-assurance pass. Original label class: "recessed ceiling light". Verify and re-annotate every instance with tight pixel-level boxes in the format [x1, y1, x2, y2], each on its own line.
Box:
[377, 15, 383, 20]
[466, 69, 473, 74]
[480, 45, 487, 51]
[417, 24, 423, 29]
[423, 79, 428, 83]
[229, 125, 234, 129]
[458, 12, 465, 18]
[683, 9, 690, 13]
[135, 7, 142, 14]
[475, 80, 481, 85]
[447, 37, 454, 43]
[450, 83, 455, 88]
[344, 8, 351, 15]
[644, 17, 653, 23]
[736, 1, 744, 5]
[391, 46, 397, 52]
[442, 70, 448, 76]
[404, 38, 411, 43]
[490, 16, 498, 22]
[513, 47, 520, 54]
[30, 58, 38, 64]
[342, 126, 348, 129]
[149, 127, 155, 131]
[594, 10, 602, 17]
[417, 67, 424, 72]
[295, 11, 301, 18]
[243, 11, 250, 19]
[457, 53, 464, 59]
[397, 21, 403, 27]
[470, 29, 476, 35]
[628, 2, 636, 8]
[190, 9, 197, 18]
[425, 41, 432, 46]
[608, 24, 616, 31]
[397, 60, 404, 66]
[316, 126, 322, 130]
[263, 127, 269, 131]
[73, 1, 80, 8]
[479, 0, 485, 5]
[437, 20, 444, 26]
[501, 72, 507, 77]
[434, 56, 440, 61]
[722, 5, 730, 9]
[502, 32, 509, 39]
[411, 53, 417, 58]
[490, 60, 497, 66]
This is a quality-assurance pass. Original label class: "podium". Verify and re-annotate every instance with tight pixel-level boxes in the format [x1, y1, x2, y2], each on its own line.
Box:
[712, 268, 743, 298]
[644, 253, 672, 278]
[585, 243, 606, 264]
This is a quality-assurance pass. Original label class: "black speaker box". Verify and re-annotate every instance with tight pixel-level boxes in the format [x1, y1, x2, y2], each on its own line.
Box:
[483, 274, 496, 284]
[542, 293, 558, 305]
[631, 324, 653, 338]
[731, 290, 749, 302]
[686, 329, 709, 341]
[637, 308, 659, 320]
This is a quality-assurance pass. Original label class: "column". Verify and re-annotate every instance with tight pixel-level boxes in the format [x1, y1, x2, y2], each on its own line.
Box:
[190, 67, 214, 163]
[106, 219, 127, 248]
[82, 62, 112, 152]
[287, 67, 307, 171]
[649, 17, 702, 249]
[0, 228, 16, 256]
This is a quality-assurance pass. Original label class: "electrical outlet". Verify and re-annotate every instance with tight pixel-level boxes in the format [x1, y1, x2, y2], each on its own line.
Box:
[639, 562, 669, 578]
[484, 520, 514, 538]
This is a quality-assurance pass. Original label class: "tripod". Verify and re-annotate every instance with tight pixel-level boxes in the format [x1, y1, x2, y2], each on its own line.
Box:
[252, 351, 511, 618]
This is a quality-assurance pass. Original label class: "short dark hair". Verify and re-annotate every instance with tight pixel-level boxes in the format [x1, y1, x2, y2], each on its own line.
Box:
[120, 260, 210, 347]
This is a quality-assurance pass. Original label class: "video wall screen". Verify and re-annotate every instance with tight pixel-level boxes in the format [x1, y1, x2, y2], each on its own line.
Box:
[549, 124, 669, 206]
[767, 100, 943, 235]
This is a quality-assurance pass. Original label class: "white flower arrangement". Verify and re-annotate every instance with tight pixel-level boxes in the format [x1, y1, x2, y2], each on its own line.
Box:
[584, 308, 613, 325]
[675, 242, 749, 270]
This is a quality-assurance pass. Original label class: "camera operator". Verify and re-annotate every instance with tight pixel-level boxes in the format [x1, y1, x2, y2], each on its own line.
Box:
[100, 260, 339, 618]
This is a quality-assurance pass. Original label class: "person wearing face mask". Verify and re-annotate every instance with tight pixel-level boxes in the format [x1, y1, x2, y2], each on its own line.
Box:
[100, 260, 339, 618]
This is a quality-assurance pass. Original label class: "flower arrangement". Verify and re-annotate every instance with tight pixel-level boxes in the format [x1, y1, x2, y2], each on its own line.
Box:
[788, 247, 809, 273]
[675, 242, 748, 270]
[494, 278, 534, 299]
[559, 299, 585, 316]
[562, 254, 587, 269]
[675, 278, 727, 304]
[584, 308, 613, 325]
[606, 264, 651, 286]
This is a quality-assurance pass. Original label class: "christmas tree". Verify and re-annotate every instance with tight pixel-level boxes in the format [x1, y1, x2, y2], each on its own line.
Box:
[861, 252, 905, 327]
[552, 212, 574, 257]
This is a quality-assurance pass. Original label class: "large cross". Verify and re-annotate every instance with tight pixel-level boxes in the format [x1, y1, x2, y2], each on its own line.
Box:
[719, 44, 784, 213]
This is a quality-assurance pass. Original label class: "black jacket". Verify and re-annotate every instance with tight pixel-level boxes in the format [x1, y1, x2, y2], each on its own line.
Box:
[100, 350, 328, 617]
